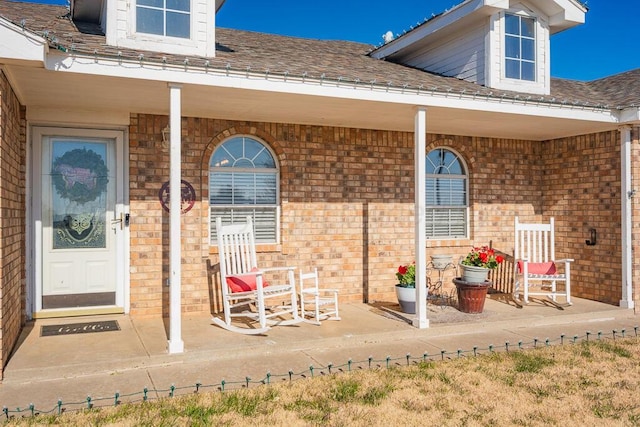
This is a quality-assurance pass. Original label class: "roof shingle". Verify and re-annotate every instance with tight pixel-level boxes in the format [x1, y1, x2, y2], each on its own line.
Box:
[0, 0, 637, 109]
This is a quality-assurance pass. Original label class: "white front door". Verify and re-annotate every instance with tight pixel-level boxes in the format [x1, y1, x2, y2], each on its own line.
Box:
[33, 127, 126, 313]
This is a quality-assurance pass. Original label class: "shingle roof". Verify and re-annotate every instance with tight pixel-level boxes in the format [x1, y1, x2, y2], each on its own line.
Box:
[1, 0, 638, 109]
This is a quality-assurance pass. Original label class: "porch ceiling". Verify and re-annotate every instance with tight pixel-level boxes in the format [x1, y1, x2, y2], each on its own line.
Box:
[9, 64, 618, 141]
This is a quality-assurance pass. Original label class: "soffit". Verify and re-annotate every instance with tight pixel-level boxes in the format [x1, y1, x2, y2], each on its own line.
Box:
[8, 63, 617, 141]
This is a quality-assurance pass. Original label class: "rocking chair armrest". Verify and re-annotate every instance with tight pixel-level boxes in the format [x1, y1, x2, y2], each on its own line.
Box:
[555, 259, 574, 263]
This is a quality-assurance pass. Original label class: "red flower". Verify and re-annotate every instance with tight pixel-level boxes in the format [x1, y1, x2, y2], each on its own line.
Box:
[496, 255, 505, 263]
[398, 265, 407, 275]
[479, 252, 488, 263]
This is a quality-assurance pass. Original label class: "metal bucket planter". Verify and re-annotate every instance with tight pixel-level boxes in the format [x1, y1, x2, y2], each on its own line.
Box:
[459, 263, 490, 283]
[431, 255, 453, 270]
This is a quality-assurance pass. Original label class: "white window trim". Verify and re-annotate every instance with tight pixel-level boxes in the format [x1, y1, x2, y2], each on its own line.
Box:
[486, 6, 551, 95]
[208, 136, 281, 245]
[135, 0, 192, 39]
[425, 146, 469, 240]
[130, 0, 195, 44]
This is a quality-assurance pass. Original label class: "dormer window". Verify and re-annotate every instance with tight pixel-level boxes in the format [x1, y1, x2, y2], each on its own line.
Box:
[136, 0, 191, 39]
[505, 14, 536, 81]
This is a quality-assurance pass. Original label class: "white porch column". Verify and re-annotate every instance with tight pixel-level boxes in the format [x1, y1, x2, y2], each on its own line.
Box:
[413, 106, 429, 329]
[620, 126, 635, 309]
[168, 83, 185, 353]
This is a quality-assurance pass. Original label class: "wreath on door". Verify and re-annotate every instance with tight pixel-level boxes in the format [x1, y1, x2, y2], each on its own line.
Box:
[52, 148, 109, 203]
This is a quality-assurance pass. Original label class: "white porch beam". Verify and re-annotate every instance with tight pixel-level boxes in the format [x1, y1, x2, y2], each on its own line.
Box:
[620, 126, 635, 309]
[413, 106, 429, 329]
[168, 83, 185, 353]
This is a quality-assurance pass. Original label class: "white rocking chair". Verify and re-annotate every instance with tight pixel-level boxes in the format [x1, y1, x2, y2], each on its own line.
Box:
[212, 216, 302, 334]
[299, 268, 340, 324]
[513, 216, 573, 305]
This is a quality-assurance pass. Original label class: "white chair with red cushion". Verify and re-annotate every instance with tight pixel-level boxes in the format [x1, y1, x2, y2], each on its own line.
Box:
[513, 216, 573, 305]
[212, 216, 302, 334]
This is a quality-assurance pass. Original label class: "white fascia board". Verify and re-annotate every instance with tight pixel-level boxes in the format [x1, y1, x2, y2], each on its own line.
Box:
[46, 53, 618, 125]
[0, 18, 47, 63]
[371, 0, 508, 59]
[620, 107, 640, 124]
[540, 0, 586, 32]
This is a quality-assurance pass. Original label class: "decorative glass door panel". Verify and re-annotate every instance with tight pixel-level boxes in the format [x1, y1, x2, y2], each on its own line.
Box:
[41, 138, 117, 309]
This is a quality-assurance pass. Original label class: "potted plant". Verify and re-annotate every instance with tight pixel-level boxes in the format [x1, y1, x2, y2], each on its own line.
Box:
[455, 246, 505, 313]
[395, 262, 416, 314]
[459, 246, 504, 283]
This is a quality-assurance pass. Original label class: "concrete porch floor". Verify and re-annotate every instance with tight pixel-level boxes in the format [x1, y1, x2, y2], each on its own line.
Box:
[0, 295, 637, 414]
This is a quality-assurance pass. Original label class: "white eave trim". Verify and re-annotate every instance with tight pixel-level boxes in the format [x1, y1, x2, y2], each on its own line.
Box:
[0, 17, 47, 63]
[371, 0, 509, 59]
[620, 107, 640, 124]
[44, 52, 619, 126]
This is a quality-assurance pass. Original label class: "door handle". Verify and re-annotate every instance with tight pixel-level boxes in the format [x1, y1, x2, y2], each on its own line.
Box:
[111, 213, 124, 230]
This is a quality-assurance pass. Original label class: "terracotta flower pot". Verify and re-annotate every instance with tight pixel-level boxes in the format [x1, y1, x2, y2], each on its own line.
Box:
[453, 278, 491, 314]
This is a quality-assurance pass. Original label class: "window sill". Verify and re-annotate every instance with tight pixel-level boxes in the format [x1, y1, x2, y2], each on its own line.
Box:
[426, 238, 472, 248]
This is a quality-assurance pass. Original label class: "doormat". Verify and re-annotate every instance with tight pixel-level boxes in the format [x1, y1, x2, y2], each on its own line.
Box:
[41, 320, 120, 337]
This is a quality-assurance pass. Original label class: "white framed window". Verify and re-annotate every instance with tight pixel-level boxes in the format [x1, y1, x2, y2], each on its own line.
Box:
[504, 13, 536, 81]
[136, 0, 191, 39]
[425, 148, 468, 239]
[209, 137, 279, 244]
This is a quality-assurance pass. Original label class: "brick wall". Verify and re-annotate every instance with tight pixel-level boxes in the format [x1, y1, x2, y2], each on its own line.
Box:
[543, 131, 621, 304]
[0, 71, 26, 377]
[128, 114, 625, 316]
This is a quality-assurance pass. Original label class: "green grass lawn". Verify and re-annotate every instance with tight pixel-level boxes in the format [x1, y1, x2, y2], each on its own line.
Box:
[5, 337, 640, 426]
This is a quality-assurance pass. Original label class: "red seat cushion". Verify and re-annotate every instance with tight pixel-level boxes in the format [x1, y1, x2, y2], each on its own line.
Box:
[517, 261, 557, 275]
[226, 268, 269, 293]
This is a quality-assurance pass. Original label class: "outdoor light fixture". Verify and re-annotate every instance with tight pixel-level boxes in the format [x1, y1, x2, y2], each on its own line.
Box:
[162, 125, 170, 143]
[585, 228, 597, 246]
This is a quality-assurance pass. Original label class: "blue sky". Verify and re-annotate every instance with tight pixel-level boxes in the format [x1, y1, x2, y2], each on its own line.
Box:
[18, 0, 640, 81]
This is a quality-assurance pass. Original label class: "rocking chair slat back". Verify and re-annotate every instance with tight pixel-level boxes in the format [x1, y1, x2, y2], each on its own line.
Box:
[517, 219, 554, 263]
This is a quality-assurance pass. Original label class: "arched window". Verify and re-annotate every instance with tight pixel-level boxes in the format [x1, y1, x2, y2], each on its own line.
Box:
[426, 148, 468, 238]
[209, 136, 279, 243]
